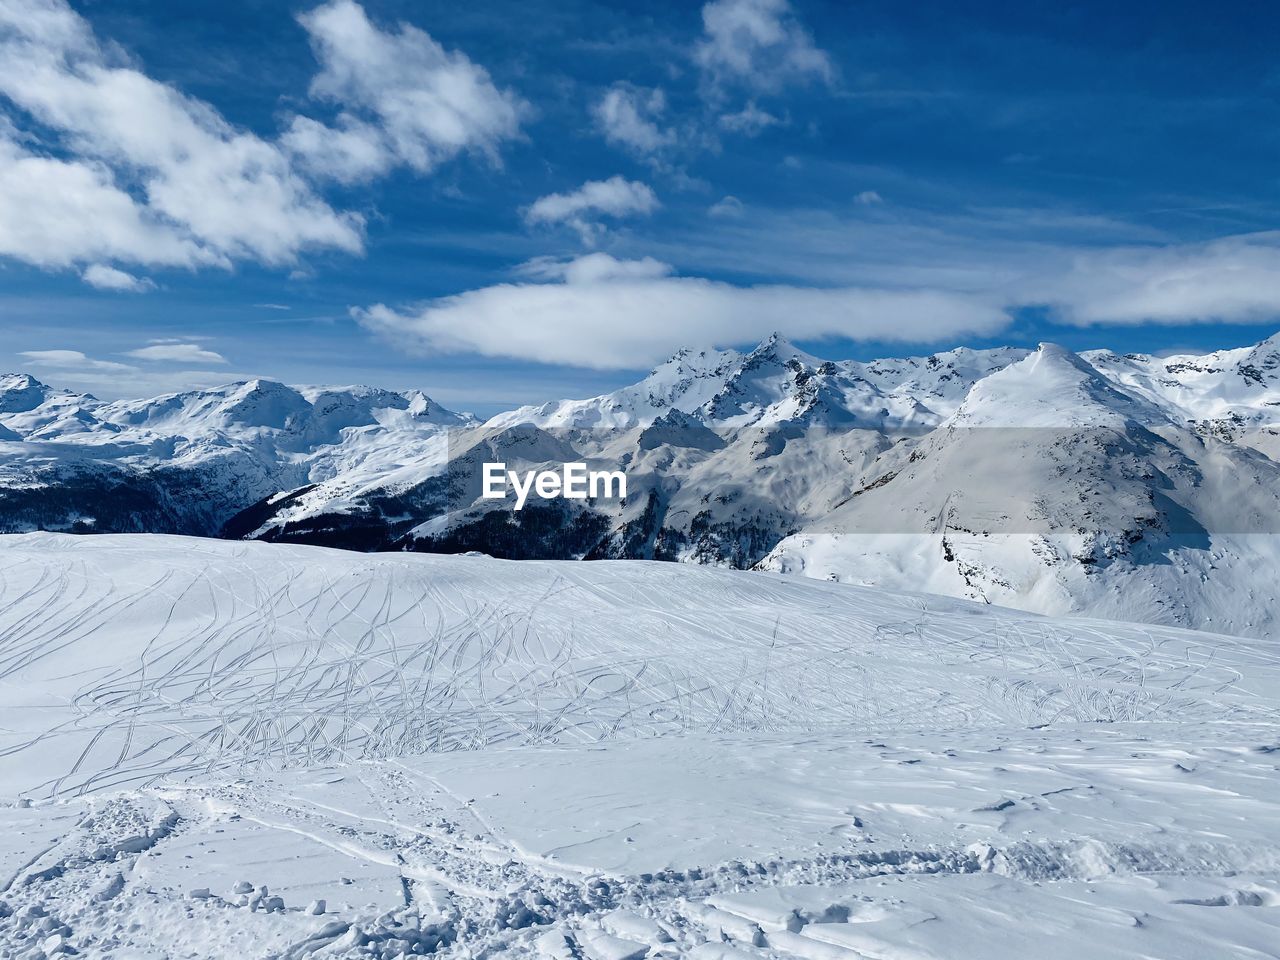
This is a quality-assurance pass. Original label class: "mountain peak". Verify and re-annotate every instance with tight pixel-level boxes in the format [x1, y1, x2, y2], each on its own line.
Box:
[235, 377, 297, 396]
[0, 372, 64, 414]
[1027, 342, 1147, 389]
[1, 373, 48, 389]
[1237, 329, 1280, 383]
[1035, 341, 1085, 360]
[744, 332, 823, 367]
[953, 342, 1162, 427]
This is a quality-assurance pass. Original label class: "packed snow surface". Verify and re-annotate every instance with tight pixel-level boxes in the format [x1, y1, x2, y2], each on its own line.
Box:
[1, 534, 1278, 958]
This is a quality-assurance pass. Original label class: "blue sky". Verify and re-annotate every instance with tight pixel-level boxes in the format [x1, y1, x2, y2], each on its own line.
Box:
[2, 0, 1279, 413]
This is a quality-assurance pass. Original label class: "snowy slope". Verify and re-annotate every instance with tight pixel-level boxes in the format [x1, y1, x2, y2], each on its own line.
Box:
[0, 534, 1278, 959]
[4, 533, 1279, 801]
[1082, 331, 1280, 422]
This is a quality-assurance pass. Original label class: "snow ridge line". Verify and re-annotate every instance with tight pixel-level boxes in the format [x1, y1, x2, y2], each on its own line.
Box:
[260, 838, 1280, 960]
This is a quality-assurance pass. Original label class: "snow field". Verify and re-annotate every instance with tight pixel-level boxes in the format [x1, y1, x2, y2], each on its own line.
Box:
[0, 533, 1278, 958]
[1, 726, 1278, 958]
[2, 534, 1277, 801]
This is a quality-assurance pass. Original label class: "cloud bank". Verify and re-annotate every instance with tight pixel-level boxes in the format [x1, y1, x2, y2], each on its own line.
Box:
[355, 253, 1006, 368]
[1030, 233, 1280, 327]
[356, 233, 1280, 369]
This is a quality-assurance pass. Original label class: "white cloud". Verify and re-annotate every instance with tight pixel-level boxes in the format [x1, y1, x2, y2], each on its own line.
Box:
[0, 134, 209, 269]
[354, 253, 1007, 369]
[286, 0, 524, 182]
[81, 263, 154, 292]
[516, 252, 674, 284]
[592, 85, 674, 156]
[0, 0, 363, 273]
[854, 190, 884, 205]
[126, 343, 228, 364]
[13, 361, 248, 398]
[279, 114, 391, 184]
[696, 0, 833, 94]
[356, 232, 1280, 370]
[19, 349, 135, 372]
[1030, 232, 1280, 327]
[718, 102, 782, 135]
[525, 177, 659, 244]
[708, 195, 745, 218]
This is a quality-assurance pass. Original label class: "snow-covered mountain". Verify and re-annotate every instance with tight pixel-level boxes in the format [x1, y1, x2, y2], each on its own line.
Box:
[488, 334, 1027, 434]
[4, 332, 1280, 635]
[762, 343, 1280, 637]
[0, 375, 470, 535]
[226, 335, 1029, 561]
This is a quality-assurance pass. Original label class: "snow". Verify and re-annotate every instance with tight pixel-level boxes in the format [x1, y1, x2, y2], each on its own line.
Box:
[0, 533, 1278, 957]
[2, 722, 1279, 958]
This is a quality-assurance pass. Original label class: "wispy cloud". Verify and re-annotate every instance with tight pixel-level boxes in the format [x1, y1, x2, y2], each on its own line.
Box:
[126, 343, 229, 364]
[708, 195, 745, 218]
[514, 252, 673, 283]
[525, 177, 659, 244]
[718, 101, 783, 135]
[591, 85, 675, 158]
[19, 349, 135, 373]
[695, 0, 833, 95]
[81, 264, 155, 293]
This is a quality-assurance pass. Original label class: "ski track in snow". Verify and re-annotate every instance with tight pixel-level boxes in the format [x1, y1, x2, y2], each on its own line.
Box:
[1, 535, 1276, 800]
[0, 534, 1278, 958]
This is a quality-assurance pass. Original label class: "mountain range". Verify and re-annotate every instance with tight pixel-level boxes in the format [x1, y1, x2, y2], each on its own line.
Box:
[4, 331, 1280, 637]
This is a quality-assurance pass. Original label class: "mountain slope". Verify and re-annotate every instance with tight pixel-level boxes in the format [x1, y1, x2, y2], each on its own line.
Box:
[4, 332, 1280, 635]
[228, 336, 1026, 564]
[761, 342, 1280, 636]
[0, 376, 470, 535]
